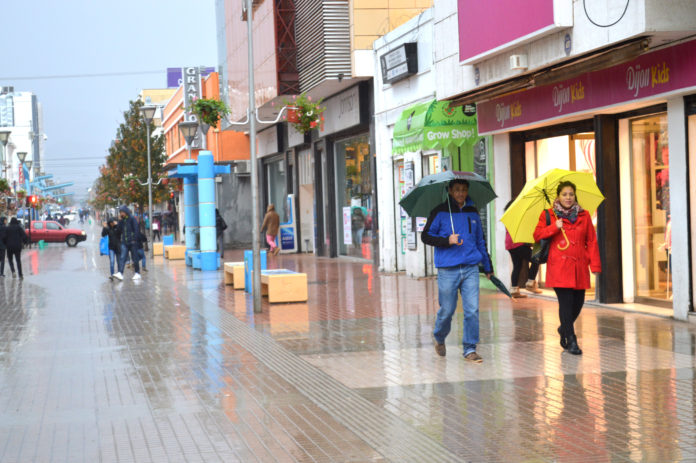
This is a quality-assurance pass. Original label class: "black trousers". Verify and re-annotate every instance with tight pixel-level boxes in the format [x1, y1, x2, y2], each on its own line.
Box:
[153, 229, 161, 241]
[553, 288, 586, 337]
[507, 245, 539, 287]
[0, 248, 5, 275]
[6, 248, 22, 277]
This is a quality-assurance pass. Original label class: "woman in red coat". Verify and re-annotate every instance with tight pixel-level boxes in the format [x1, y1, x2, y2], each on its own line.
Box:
[533, 181, 601, 355]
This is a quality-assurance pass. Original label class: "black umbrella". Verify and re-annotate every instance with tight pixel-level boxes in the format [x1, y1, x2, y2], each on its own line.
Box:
[489, 275, 512, 298]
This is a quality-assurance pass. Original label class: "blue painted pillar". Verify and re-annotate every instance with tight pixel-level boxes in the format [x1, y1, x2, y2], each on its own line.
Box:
[183, 169, 199, 261]
[197, 151, 218, 270]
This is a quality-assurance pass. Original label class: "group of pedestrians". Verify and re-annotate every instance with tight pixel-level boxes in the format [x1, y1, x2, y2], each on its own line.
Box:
[101, 206, 147, 281]
[423, 179, 601, 363]
[0, 217, 29, 279]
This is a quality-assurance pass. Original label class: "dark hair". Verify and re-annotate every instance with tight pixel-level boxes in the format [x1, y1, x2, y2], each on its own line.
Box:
[504, 199, 514, 211]
[449, 179, 469, 189]
[556, 181, 576, 196]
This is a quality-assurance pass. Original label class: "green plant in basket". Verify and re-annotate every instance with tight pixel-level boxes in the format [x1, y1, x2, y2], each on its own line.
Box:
[283, 93, 325, 134]
[190, 97, 230, 128]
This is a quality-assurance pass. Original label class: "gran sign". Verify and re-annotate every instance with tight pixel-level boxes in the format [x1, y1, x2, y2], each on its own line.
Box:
[182, 66, 203, 148]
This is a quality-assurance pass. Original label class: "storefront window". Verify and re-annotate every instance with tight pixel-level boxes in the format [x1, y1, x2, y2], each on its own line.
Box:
[630, 114, 670, 302]
[335, 135, 375, 259]
[266, 158, 287, 221]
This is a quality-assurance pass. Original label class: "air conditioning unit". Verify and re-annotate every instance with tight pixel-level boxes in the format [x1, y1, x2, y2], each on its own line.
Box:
[235, 160, 251, 176]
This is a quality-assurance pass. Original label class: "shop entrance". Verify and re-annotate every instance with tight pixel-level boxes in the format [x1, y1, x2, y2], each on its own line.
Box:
[524, 132, 597, 294]
[628, 114, 671, 304]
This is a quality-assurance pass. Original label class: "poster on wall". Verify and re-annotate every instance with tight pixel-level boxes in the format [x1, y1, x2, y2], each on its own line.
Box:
[343, 207, 352, 245]
[401, 236, 407, 255]
[401, 219, 408, 236]
[416, 217, 427, 232]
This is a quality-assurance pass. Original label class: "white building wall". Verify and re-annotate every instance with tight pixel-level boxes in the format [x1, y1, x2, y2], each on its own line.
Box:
[435, 0, 696, 98]
[374, 9, 435, 274]
[4, 92, 39, 190]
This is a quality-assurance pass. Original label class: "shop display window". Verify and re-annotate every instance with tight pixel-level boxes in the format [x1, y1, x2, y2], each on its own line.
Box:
[335, 135, 375, 259]
[630, 114, 671, 302]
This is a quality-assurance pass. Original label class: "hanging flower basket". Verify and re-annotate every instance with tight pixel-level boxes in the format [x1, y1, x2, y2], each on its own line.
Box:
[283, 93, 325, 135]
[286, 107, 300, 123]
[189, 97, 230, 128]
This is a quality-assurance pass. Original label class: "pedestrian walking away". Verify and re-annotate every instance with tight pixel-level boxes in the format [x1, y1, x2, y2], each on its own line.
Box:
[152, 216, 161, 241]
[0, 217, 7, 277]
[118, 206, 142, 280]
[504, 200, 542, 298]
[215, 208, 227, 259]
[4, 217, 28, 279]
[421, 179, 494, 363]
[136, 229, 148, 272]
[533, 181, 601, 355]
[101, 218, 123, 280]
[261, 203, 280, 256]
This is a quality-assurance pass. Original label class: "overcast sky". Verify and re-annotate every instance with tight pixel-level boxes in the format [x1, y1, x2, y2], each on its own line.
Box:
[0, 0, 218, 200]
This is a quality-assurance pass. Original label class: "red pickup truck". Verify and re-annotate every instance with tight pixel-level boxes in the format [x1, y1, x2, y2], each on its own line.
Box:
[29, 221, 87, 247]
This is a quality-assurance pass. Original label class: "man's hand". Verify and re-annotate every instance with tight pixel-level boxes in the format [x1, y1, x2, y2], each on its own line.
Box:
[448, 234, 461, 245]
[486, 273, 494, 280]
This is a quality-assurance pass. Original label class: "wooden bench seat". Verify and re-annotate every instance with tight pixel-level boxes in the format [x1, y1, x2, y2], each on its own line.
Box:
[260, 269, 308, 303]
[164, 245, 186, 260]
[223, 262, 245, 288]
[152, 242, 164, 256]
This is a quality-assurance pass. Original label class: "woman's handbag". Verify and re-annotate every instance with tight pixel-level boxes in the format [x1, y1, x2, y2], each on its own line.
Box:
[99, 235, 109, 256]
[531, 209, 552, 264]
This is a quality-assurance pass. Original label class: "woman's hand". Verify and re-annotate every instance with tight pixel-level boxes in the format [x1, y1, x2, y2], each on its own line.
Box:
[555, 218, 563, 229]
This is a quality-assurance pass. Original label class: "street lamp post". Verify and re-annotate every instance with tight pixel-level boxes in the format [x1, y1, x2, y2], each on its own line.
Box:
[140, 105, 157, 257]
[178, 121, 199, 160]
[0, 130, 10, 180]
[16, 151, 27, 220]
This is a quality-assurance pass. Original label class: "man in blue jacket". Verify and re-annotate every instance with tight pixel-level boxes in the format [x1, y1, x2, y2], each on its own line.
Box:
[421, 179, 493, 363]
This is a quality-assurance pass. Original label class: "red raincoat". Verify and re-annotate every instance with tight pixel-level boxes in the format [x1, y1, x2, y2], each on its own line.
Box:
[533, 209, 601, 289]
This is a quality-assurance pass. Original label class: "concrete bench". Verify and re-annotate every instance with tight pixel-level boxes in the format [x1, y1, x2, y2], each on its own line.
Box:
[152, 242, 164, 256]
[165, 245, 186, 260]
[223, 262, 245, 288]
[261, 269, 308, 303]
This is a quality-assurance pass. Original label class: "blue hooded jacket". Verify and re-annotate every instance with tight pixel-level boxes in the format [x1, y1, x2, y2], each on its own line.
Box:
[119, 206, 139, 245]
[421, 196, 492, 272]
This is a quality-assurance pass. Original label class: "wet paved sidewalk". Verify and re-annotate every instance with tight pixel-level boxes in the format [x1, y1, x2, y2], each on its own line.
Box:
[3, 228, 696, 462]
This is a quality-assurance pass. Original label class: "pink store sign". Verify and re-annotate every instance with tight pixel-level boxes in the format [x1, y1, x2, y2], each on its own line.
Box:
[478, 39, 696, 134]
[458, 0, 555, 63]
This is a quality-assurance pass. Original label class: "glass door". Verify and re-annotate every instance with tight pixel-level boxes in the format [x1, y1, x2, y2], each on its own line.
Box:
[630, 114, 671, 303]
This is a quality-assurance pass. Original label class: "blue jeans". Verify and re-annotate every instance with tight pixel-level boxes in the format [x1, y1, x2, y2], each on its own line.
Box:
[119, 243, 140, 273]
[137, 248, 146, 269]
[108, 249, 121, 275]
[433, 264, 480, 355]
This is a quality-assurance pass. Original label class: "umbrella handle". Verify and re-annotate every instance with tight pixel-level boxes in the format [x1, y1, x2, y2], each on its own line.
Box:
[557, 228, 570, 250]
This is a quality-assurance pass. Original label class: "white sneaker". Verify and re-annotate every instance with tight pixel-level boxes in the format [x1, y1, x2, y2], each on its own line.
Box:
[132, 273, 141, 281]
[113, 272, 124, 281]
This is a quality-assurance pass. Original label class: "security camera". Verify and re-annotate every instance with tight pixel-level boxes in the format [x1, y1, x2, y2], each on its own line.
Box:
[43, 134, 48, 141]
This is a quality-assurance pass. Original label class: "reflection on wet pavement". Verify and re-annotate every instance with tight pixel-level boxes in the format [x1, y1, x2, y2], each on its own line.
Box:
[2, 230, 696, 461]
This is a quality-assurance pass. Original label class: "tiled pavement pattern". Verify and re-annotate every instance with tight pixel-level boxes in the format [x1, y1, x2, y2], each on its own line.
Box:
[3, 229, 696, 462]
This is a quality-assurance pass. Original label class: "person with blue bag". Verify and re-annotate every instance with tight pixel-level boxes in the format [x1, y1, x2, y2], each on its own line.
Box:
[101, 218, 123, 281]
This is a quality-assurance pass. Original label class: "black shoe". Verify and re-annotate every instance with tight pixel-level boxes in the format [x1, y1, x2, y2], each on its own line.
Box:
[565, 334, 582, 355]
[557, 327, 567, 349]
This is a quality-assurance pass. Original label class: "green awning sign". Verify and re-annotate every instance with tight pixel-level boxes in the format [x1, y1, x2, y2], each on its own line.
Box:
[392, 100, 478, 155]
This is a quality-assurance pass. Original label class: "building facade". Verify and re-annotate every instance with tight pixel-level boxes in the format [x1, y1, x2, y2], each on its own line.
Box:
[432, 0, 696, 319]
[0, 87, 44, 192]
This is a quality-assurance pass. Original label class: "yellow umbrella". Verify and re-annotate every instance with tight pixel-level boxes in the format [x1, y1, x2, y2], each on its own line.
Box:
[501, 168, 605, 244]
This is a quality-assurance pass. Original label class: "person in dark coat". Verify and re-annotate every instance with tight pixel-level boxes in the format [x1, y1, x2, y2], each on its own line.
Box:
[215, 208, 227, 259]
[101, 218, 122, 280]
[4, 218, 28, 279]
[118, 206, 141, 280]
[136, 229, 148, 272]
[0, 217, 7, 277]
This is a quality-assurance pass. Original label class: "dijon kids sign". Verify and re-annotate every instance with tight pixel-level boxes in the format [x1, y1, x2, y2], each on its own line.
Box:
[477, 38, 695, 134]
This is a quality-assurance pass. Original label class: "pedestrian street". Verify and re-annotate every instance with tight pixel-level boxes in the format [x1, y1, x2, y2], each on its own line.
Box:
[2, 231, 696, 462]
